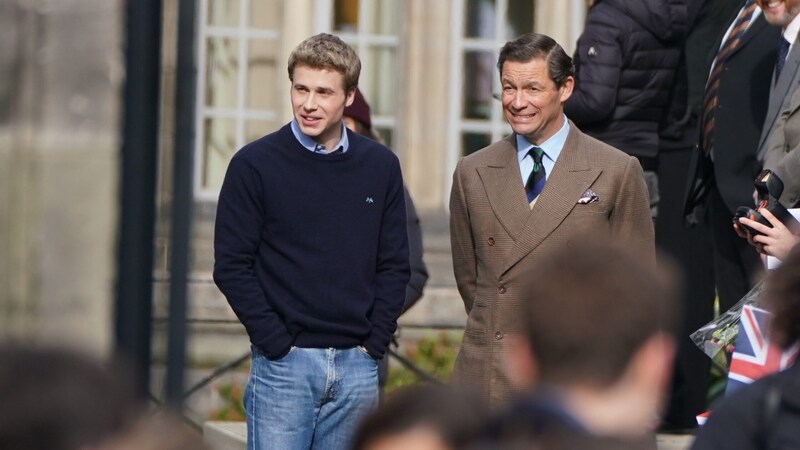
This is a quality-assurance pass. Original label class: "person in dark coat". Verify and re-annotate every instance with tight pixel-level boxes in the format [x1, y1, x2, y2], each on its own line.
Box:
[656, 0, 741, 432]
[343, 88, 429, 393]
[691, 244, 800, 450]
[565, 0, 687, 218]
[684, 0, 779, 315]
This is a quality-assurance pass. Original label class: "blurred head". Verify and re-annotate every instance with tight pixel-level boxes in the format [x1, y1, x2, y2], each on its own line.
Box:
[763, 246, 800, 349]
[288, 34, 360, 149]
[497, 33, 574, 145]
[352, 384, 486, 450]
[510, 241, 679, 391]
[506, 242, 680, 435]
[0, 344, 138, 450]
[756, 0, 800, 27]
[344, 88, 372, 132]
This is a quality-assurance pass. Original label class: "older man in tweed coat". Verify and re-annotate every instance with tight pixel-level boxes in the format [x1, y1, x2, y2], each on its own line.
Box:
[449, 33, 655, 406]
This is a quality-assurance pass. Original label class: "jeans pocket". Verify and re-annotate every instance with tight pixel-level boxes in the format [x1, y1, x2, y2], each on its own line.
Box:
[356, 345, 375, 360]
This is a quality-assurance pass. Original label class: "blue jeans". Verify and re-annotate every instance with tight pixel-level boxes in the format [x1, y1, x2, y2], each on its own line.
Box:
[245, 346, 379, 450]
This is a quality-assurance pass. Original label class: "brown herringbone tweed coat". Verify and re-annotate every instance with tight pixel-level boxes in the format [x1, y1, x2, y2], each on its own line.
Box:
[449, 122, 655, 406]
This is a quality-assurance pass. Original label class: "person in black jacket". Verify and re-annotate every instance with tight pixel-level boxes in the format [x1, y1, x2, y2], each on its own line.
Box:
[565, 0, 687, 219]
[691, 244, 800, 450]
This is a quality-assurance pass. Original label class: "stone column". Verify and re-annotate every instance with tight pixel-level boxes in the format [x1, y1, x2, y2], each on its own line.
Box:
[0, 0, 122, 355]
[396, 0, 452, 210]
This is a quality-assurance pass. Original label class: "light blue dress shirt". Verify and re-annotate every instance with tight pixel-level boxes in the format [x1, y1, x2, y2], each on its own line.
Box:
[290, 119, 350, 154]
[516, 116, 570, 185]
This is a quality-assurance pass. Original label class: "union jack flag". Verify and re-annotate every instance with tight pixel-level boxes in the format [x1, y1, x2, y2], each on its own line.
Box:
[726, 304, 799, 395]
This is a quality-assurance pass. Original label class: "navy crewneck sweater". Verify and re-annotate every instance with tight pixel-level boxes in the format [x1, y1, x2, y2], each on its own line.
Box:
[213, 123, 410, 359]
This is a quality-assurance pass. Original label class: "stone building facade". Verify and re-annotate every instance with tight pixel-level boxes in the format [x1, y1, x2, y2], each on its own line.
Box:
[0, 0, 587, 394]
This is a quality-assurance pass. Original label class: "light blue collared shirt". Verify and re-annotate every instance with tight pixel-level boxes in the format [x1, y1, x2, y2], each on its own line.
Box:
[516, 116, 570, 185]
[290, 119, 350, 154]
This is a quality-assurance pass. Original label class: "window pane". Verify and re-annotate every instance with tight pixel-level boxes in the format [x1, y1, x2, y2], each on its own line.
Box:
[246, 39, 279, 110]
[462, 133, 491, 156]
[362, 46, 396, 116]
[245, 119, 278, 142]
[205, 38, 239, 109]
[249, 0, 282, 29]
[506, 0, 534, 39]
[208, 0, 240, 26]
[334, 0, 359, 32]
[465, 0, 496, 38]
[463, 51, 495, 119]
[375, 127, 393, 149]
[202, 117, 237, 191]
[364, 0, 398, 35]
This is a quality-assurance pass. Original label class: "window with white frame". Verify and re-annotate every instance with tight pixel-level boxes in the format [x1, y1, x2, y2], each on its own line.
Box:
[448, 0, 534, 157]
[318, 0, 401, 148]
[195, 0, 283, 199]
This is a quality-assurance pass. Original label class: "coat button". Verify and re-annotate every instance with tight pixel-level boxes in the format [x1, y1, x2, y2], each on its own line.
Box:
[497, 284, 506, 294]
[495, 331, 504, 340]
[487, 237, 495, 246]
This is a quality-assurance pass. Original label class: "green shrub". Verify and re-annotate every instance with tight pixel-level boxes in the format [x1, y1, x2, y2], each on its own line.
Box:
[385, 330, 462, 392]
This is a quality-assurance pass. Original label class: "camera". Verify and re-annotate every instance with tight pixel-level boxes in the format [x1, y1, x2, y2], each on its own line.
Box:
[733, 170, 800, 236]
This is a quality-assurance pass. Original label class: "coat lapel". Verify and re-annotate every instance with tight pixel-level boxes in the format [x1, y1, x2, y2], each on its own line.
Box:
[475, 136, 530, 239]
[759, 33, 800, 151]
[705, 10, 768, 70]
[734, 14, 768, 54]
[501, 126, 601, 275]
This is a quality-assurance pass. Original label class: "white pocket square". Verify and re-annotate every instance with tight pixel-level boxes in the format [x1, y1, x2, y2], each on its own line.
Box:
[577, 189, 599, 204]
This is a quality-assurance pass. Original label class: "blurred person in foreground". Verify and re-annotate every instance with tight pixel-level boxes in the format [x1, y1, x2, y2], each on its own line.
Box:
[0, 344, 138, 450]
[343, 88, 429, 394]
[214, 33, 410, 450]
[449, 32, 654, 408]
[477, 242, 680, 449]
[352, 384, 486, 450]
[691, 244, 800, 450]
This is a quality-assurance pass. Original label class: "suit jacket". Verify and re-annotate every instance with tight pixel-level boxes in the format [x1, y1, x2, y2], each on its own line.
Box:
[684, 12, 780, 220]
[757, 36, 800, 207]
[449, 123, 654, 406]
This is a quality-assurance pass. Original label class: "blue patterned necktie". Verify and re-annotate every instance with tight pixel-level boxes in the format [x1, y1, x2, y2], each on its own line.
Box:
[526, 147, 546, 202]
[776, 36, 791, 81]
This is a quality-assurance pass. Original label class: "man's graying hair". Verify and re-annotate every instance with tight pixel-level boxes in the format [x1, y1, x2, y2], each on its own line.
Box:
[288, 33, 361, 91]
[497, 33, 575, 87]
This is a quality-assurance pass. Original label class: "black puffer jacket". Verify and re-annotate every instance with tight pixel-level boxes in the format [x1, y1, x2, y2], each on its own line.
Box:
[565, 0, 687, 159]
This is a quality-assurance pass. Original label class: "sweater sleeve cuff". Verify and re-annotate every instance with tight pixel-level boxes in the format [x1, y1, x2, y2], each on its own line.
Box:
[363, 333, 389, 360]
[254, 331, 293, 360]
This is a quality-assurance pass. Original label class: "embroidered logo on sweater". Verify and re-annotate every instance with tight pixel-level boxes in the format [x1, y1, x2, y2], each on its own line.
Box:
[365, 197, 374, 204]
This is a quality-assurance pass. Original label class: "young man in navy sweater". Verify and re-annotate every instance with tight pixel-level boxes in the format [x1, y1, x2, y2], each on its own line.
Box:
[213, 33, 410, 450]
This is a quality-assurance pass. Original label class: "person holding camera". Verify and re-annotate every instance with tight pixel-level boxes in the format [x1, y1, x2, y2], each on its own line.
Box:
[738, 207, 800, 261]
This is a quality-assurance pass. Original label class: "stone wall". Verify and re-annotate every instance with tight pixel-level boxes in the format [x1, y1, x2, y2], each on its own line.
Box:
[0, 0, 122, 355]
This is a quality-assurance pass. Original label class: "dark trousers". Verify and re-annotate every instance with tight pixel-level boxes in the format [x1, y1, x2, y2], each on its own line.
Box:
[707, 185, 765, 312]
[656, 147, 716, 429]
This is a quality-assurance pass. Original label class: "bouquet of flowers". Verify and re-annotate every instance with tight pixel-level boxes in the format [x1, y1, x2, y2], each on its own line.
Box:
[690, 278, 765, 373]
